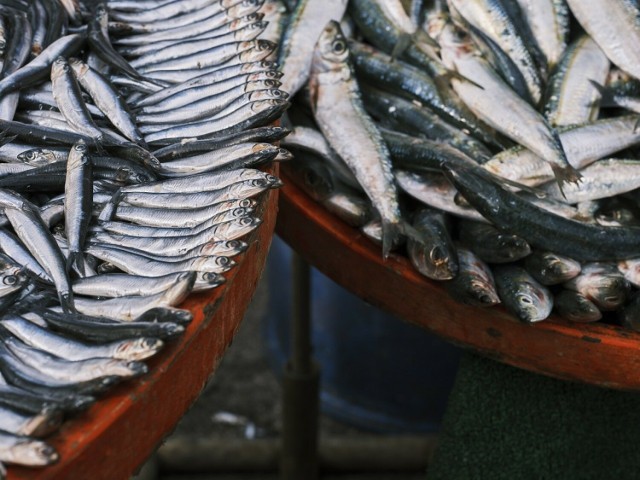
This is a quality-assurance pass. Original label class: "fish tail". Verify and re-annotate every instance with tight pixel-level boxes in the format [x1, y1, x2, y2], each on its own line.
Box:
[381, 219, 402, 259]
[67, 251, 86, 277]
[58, 290, 75, 314]
[550, 164, 582, 198]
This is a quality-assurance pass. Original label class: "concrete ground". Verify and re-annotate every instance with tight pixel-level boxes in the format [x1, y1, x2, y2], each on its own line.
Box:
[155, 258, 432, 480]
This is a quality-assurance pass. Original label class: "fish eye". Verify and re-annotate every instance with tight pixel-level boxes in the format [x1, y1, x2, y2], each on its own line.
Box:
[332, 40, 346, 54]
[3, 275, 17, 285]
[239, 217, 254, 226]
[26, 151, 36, 159]
[520, 296, 533, 305]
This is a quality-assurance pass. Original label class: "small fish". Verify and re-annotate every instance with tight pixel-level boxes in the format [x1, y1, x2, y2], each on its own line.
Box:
[554, 289, 602, 323]
[437, 21, 579, 190]
[524, 251, 581, 285]
[278, 0, 348, 97]
[493, 265, 553, 323]
[564, 262, 630, 311]
[64, 141, 93, 276]
[0, 431, 57, 467]
[444, 247, 500, 307]
[407, 208, 458, 280]
[309, 21, 403, 257]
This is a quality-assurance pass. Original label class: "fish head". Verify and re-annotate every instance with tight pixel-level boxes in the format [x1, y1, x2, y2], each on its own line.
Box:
[50, 56, 70, 78]
[265, 174, 283, 187]
[589, 274, 630, 310]
[435, 21, 475, 59]
[248, 88, 288, 101]
[496, 234, 531, 260]
[558, 292, 602, 323]
[313, 20, 350, 75]
[259, 60, 278, 70]
[463, 270, 500, 306]
[138, 307, 193, 324]
[198, 271, 226, 287]
[409, 241, 458, 280]
[115, 338, 164, 361]
[542, 254, 581, 283]
[121, 360, 148, 377]
[237, 198, 257, 209]
[443, 166, 503, 217]
[514, 284, 552, 322]
[68, 57, 89, 76]
[17, 148, 58, 166]
[6, 440, 58, 466]
[227, 0, 263, 13]
[72, 139, 87, 154]
[275, 148, 293, 161]
[0, 267, 29, 289]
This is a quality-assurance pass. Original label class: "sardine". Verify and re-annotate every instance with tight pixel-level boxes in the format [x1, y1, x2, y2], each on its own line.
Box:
[309, 21, 402, 256]
[493, 265, 553, 322]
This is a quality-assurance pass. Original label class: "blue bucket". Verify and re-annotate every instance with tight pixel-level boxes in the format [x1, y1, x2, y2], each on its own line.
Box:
[262, 237, 462, 433]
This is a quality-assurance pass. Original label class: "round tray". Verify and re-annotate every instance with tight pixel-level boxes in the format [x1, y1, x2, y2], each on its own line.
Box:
[276, 167, 640, 391]
[7, 167, 279, 480]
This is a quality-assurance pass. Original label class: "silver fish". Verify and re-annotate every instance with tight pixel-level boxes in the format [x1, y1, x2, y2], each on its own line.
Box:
[309, 21, 402, 256]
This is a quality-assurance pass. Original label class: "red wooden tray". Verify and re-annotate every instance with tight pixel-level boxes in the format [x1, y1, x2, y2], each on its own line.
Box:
[276, 167, 640, 391]
[7, 168, 279, 480]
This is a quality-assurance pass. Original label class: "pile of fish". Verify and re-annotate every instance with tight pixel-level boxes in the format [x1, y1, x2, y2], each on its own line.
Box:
[277, 0, 640, 327]
[0, 0, 290, 473]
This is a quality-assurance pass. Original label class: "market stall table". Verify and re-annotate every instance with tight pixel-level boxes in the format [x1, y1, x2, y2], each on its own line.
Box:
[6, 169, 279, 480]
[276, 166, 640, 391]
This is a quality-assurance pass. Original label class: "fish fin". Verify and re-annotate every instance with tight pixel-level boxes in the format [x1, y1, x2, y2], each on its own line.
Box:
[0, 132, 16, 148]
[390, 33, 413, 61]
[97, 188, 123, 222]
[413, 29, 440, 50]
[587, 79, 607, 96]
[587, 79, 611, 110]
[58, 291, 75, 314]
[435, 66, 485, 91]
[550, 164, 582, 199]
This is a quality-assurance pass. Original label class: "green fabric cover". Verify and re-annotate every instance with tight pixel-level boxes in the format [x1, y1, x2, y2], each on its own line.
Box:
[427, 352, 640, 480]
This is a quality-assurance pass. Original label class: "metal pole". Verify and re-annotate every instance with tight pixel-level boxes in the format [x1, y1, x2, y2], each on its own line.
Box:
[280, 252, 320, 480]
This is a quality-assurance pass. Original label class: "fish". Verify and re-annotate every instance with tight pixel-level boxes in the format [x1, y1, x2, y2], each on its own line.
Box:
[1, 316, 164, 362]
[0, 431, 57, 467]
[512, 0, 569, 70]
[437, 21, 579, 190]
[0, 190, 73, 312]
[69, 58, 147, 147]
[309, 21, 402, 257]
[407, 208, 458, 280]
[493, 265, 553, 322]
[563, 262, 630, 311]
[524, 251, 581, 285]
[483, 115, 640, 186]
[444, 164, 640, 261]
[444, 247, 500, 307]
[566, 0, 640, 82]
[554, 289, 602, 323]
[544, 35, 609, 127]
[278, 0, 348, 97]
[50, 57, 105, 143]
[64, 141, 93, 276]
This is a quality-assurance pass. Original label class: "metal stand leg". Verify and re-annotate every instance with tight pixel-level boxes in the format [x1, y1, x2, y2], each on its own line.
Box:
[280, 252, 320, 480]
